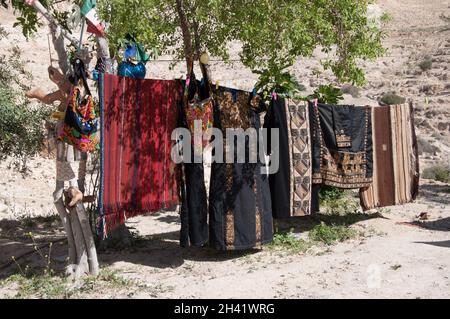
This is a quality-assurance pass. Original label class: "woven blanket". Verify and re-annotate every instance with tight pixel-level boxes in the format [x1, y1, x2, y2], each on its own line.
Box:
[360, 103, 419, 210]
[98, 74, 182, 237]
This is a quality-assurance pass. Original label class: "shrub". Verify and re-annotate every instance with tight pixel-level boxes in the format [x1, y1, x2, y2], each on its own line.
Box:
[270, 231, 311, 253]
[308, 84, 344, 104]
[0, 87, 50, 171]
[320, 186, 346, 205]
[418, 137, 440, 155]
[422, 165, 450, 183]
[308, 222, 357, 245]
[380, 93, 406, 105]
[0, 33, 49, 171]
[419, 56, 433, 72]
[340, 84, 361, 98]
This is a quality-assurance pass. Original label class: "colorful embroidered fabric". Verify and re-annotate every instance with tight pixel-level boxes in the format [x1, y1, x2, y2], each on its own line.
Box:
[58, 88, 99, 153]
[98, 74, 183, 237]
[184, 97, 214, 154]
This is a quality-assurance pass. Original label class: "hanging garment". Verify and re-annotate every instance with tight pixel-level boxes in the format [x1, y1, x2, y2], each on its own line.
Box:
[310, 102, 373, 189]
[208, 88, 273, 250]
[58, 88, 100, 152]
[264, 97, 313, 218]
[118, 61, 147, 79]
[98, 73, 182, 237]
[360, 103, 419, 210]
[184, 97, 214, 155]
[59, 58, 99, 153]
[179, 76, 214, 248]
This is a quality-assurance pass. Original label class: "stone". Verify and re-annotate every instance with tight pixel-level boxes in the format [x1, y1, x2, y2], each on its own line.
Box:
[0, 203, 9, 213]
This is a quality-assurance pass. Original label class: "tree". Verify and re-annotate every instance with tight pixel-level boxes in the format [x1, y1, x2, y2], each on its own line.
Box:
[97, 0, 386, 93]
[4, 0, 387, 91]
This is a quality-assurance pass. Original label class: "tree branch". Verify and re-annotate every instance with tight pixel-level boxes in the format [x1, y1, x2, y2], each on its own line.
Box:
[175, 0, 194, 71]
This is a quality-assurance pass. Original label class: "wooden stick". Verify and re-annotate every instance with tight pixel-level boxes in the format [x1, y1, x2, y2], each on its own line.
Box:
[66, 196, 90, 279]
[54, 198, 77, 266]
[74, 202, 99, 276]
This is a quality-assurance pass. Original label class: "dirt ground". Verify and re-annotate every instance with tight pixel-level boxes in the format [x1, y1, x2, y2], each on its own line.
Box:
[0, 0, 449, 299]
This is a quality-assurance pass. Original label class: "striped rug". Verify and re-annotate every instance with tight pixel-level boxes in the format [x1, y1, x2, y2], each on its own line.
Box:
[98, 74, 183, 237]
[360, 103, 420, 210]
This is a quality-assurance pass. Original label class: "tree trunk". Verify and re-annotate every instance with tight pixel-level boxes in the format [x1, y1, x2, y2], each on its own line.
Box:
[31, 1, 80, 48]
[192, 17, 212, 93]
[28, 0, 109, 279]
[175, 0, 194, 71]
[50, 24, 70, 76]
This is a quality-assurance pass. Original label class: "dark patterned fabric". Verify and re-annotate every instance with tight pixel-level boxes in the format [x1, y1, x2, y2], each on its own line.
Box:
[311, 102, 373, 189]
[208, 88, 273, 250]
[264, 97, 312, 218]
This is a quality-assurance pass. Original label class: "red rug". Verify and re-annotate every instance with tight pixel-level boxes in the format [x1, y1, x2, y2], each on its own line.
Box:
[98, 74, 182, 237]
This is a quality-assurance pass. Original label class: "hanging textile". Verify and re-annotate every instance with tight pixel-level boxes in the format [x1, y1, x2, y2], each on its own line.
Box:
[59, 58, 100, 153]
[310, 102, 373, 189]
[98, 73, 182, 237]
[360, 103, 419, 210]
[264, 97, 312, 218]
[80, 0, 106, 37]
[184, 97, 214, 152]
[208, 88, 273, 250]
[58, 88, 99, 152]
[179, 78, 211, 248]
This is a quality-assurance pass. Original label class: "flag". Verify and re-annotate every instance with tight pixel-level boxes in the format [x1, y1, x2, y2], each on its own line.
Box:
[80, 0, 105, 37]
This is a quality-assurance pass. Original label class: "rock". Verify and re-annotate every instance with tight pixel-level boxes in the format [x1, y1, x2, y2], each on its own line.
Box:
[0, 203, 9, 213]
[438, 122, 450, 131]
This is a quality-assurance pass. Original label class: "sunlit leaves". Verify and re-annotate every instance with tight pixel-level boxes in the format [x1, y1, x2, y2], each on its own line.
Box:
[6, 0, 386, 87]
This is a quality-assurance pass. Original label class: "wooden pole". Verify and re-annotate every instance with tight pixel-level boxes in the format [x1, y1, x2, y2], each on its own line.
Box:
[74, 202, 99, 276]
[54, 199, 77, 270]
[24, 0, 108, 279]
[65, 193, 90, 278]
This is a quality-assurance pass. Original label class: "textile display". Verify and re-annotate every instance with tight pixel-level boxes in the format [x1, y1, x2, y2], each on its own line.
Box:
[360, 103, 419, 210]
[208, 88, 273, 250]
[264, 97, 312, 218]
[58, 88, 100, 152]
[311, 102, 373, 189]
[98, 73, 182, 237]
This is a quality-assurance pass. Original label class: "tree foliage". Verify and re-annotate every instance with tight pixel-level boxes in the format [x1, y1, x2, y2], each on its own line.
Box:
[97, 0, 386, 86]
[0, 28, 50, 170]
[3, 0, 387, 89]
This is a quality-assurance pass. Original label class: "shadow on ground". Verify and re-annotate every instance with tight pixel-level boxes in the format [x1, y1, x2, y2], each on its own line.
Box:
[408, 216, 450, 232]
[419, 184, 450, 206]
[414, 240, 450, 249]
[0, 216, 67, 280]
[0, 210, 387, 277]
